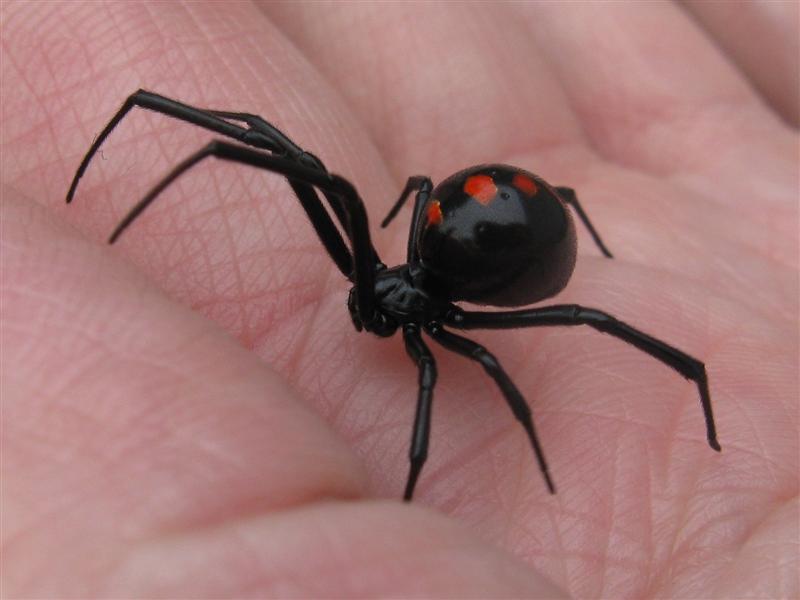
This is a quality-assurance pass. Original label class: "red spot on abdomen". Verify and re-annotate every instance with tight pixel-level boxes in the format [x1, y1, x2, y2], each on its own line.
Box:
[513, 173, 538, 196]
[464, 174, 497, 205]
[426, 200, 443, 225]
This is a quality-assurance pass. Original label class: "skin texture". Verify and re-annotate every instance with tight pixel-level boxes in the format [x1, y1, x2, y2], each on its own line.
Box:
[1, 1, 797, 598]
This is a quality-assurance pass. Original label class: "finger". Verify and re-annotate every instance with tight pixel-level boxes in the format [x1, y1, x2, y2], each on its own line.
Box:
[101, 502, 566, 598]
[510, 3, 797, 211]
[1, 0, 398, 345]
[682, 0, 800, 127]
[1, 191, 366, 590]
[260, 1, 587, 180]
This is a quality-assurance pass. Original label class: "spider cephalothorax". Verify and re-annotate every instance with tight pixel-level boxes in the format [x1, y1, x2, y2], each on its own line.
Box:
[67, 90, 720, 501]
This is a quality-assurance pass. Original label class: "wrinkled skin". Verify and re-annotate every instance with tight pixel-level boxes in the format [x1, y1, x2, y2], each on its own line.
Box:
[1, 2, 797, 598]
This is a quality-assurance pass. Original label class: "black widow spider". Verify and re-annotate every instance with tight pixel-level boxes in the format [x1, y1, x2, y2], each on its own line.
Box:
[67, 90, 721, 501]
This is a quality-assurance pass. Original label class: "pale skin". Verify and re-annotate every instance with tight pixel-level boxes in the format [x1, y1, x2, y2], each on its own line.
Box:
[1, 1, 797, 598]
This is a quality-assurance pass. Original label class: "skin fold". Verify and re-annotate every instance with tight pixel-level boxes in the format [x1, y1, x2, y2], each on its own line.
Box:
[1, 1, 797, 597]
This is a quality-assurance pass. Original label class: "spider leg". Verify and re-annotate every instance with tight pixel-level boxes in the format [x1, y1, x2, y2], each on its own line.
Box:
[554, 186, 614, 258]
[381, 176, 431, 227]
[402, 324, 438, 501]
[380, 176, 433, 262]
[205, 110, 377, 260]
[110, 140, 379, 321]
[425, 323, 556, 494]
[67, 90, 378, 276]
[67, 90, 295, 204]
[445, 304, 721, 451]
[203, 110, 316, 162]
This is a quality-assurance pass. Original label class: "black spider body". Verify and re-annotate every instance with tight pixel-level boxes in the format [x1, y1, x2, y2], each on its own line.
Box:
[352, 164, 579, 335]
[67, 90, 721, 502]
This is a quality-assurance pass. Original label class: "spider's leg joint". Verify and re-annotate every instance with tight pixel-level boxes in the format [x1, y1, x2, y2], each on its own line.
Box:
[240, 129, 282, 152]
[442, 307, 466, 326]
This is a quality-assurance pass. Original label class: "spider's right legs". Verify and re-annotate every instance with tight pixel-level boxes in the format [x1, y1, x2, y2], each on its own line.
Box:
[446, 304, 721, 452]
[402, 324, 437, 501]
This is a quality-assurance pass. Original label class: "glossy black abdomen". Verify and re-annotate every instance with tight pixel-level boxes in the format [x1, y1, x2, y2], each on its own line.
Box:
[416, 164, 576, 306]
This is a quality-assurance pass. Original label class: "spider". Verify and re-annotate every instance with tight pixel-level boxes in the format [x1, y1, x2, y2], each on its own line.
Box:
[67, 90, 721, 501]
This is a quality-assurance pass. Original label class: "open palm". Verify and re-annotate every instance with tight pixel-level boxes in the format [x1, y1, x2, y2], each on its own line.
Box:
[2, 2, 797, 597]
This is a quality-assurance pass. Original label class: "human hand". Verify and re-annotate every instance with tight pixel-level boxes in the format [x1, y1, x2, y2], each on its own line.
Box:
[2, 2, 796, 597]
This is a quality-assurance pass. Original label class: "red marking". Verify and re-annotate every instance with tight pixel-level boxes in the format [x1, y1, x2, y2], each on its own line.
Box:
[426, 200, 443, 226]
[464, 174, 497, 205]
[513, 173, 538, 196]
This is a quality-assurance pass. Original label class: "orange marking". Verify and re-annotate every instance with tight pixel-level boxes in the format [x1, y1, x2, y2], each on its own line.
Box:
[464, 174, 497, 205]
[426, 200, 443, 226]
[513, 173, 538, 196]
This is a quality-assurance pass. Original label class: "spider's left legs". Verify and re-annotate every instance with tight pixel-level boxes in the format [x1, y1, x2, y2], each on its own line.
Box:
[66, 90, 292, 204]
[554, 186, 613, 258]
[445, 305, 721, 451]
[111, 140, 379, 320]
[402, 324, 437, 501]
[205, 111, 313, 161]
[425, 324, 556, 494]
[204, 110, 334, 181]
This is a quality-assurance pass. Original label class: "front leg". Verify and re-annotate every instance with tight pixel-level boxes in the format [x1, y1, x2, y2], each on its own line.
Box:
[66, 90, 283, 204]
[445, 304, 721, 451]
